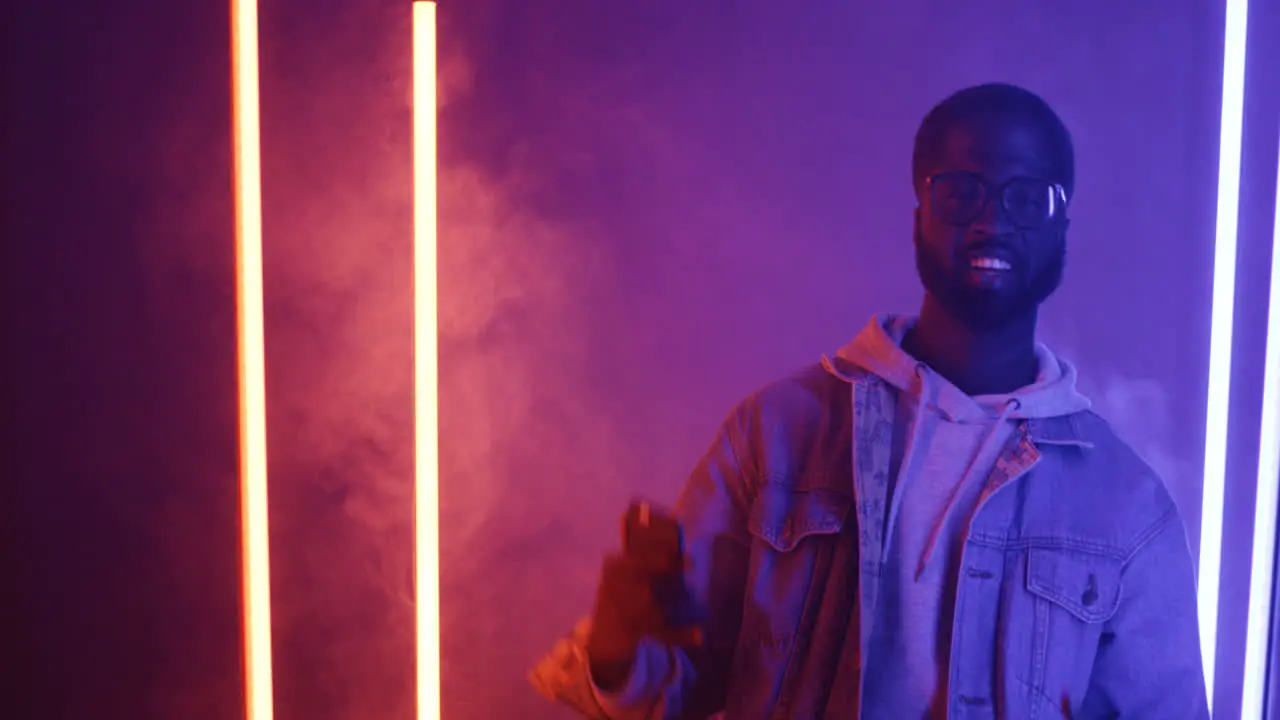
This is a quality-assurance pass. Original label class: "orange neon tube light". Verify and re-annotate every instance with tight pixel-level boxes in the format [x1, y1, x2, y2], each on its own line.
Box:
[233, 2, 439, 717]
[231, 0, 273, 718]
[412, 2, 442, 719]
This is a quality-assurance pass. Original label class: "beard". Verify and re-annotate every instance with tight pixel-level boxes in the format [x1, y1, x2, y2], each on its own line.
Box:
[914, 234, 1065, 329]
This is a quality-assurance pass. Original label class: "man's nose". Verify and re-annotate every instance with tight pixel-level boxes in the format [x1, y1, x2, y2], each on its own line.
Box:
[968, 196, 1016, 237]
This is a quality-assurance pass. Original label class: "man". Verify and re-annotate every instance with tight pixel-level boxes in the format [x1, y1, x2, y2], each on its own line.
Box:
[530, 82, 1208, 719]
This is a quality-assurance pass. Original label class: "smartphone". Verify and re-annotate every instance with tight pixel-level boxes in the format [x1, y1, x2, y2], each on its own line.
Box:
[622, 500, 684, 574]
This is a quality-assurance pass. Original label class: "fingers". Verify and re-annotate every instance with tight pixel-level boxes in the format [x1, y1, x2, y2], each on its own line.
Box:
[596, 553, 655, 617]
[650, 625, 705, 649]
[595, 553, 704, 650]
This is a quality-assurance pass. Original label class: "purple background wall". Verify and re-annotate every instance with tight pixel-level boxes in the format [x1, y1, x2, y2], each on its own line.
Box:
[434, 3, 1223, 716]
[10, 1, 1270, 719]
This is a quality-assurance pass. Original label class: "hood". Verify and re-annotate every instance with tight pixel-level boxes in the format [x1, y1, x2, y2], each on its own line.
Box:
[831, 314, 1091, 420]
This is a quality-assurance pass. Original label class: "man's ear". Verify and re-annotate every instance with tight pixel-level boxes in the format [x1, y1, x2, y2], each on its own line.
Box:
[913, 206, 922, 247]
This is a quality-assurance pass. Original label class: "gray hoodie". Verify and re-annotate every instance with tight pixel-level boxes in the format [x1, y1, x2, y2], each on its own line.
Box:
[833, 315, 1091, 716]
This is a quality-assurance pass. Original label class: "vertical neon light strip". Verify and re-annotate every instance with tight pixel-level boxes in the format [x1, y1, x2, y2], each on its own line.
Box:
[1199, 0, 1250, 708]
[1241, 129, 1280, 718]
[231, 0, 274, 718]
[412, 2, 442, 719]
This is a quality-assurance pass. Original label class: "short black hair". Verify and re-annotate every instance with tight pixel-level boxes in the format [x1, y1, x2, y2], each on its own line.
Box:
[911, 82, 1075, 199]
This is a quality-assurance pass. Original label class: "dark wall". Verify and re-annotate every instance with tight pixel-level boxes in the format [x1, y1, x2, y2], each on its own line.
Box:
[8, 1, 1266, 719]
[6, 1, 243, 719]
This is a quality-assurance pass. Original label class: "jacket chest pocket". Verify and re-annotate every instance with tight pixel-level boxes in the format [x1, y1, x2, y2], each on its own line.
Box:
[726, 485, 850, 717]
[744, 485, 849, 632]
[1019, 546, 1123, 714]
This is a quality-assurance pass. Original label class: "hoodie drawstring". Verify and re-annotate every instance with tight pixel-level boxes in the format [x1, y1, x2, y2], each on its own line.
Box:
[914, 396, 1022, 579]
[880, 363, 931, 560]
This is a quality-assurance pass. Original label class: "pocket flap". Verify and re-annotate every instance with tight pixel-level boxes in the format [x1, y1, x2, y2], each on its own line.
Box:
[1025, 547, 1123, 623]
[747, 485, 850, 553]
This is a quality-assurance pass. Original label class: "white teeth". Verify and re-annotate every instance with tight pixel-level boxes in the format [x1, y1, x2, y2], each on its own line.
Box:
[970, 257, 1012, 270]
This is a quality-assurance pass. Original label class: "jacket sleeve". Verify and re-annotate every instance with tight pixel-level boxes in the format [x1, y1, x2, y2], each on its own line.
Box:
[1077, 505, 1210, 718]
[529, 409, 756, 720]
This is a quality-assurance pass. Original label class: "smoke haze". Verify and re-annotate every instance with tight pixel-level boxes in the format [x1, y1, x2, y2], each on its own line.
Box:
[114, 1, 1222, 718]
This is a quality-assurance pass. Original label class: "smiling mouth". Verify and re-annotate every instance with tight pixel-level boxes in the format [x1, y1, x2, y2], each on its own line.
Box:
[969, 256, 1012, 271]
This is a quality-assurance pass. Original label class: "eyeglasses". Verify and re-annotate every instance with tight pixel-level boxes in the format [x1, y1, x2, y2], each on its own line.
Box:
[925, 171, 1068, 229]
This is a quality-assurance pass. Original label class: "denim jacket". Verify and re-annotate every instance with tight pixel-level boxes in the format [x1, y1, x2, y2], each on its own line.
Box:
[531, 360, 1208, 719]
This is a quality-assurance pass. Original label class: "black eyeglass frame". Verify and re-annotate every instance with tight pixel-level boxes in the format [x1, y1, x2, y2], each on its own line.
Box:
[924, 171, 1069, 230]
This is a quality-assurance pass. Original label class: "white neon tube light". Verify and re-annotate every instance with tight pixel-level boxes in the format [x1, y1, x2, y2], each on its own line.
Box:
[231, 0, 274, 717]
[1198, 0, 1250, 709]
[1240, 127, 1280, 719]
[412, 2, 442, 719]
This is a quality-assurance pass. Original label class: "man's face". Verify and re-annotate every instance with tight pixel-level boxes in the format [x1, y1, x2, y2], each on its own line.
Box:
[914, 113, 1069, 328]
